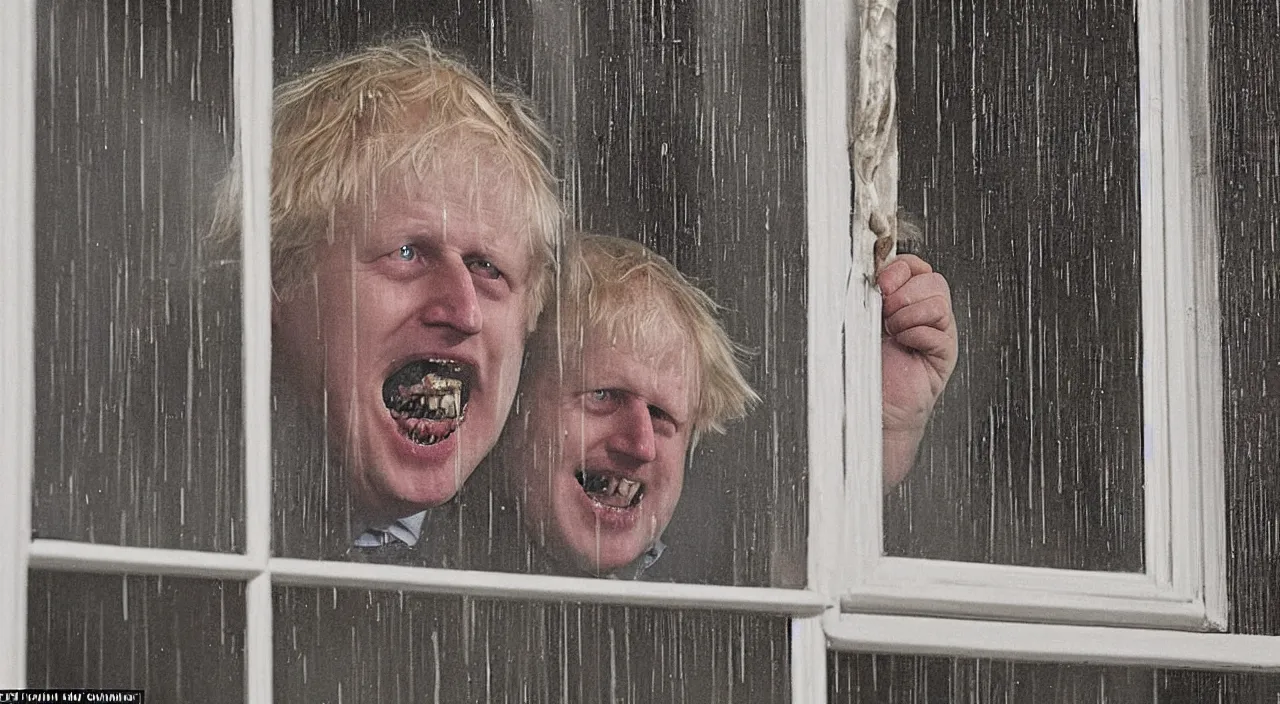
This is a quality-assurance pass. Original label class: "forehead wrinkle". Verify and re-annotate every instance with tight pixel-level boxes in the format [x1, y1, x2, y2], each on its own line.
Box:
[355, 164, 519, 237]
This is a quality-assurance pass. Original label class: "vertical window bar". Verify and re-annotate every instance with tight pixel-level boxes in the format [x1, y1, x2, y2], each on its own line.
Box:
[805, 0, 860, 697]
[1181, 0, 1228, 627]
[806, 0, 856, 587]
[1136, 0, 1176, 599]
[841, 0, 895, 587]
[1136, 0, 1226, 621]
[791, 617, 829, 702]
[0, 0, 35, 687]
[1136, 0, 1225, 624]
[233, 0, 274, 701]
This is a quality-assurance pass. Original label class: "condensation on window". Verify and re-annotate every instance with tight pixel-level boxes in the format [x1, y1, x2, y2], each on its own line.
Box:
[885, 0, 1146, 572]
[31, 0, 243, 551]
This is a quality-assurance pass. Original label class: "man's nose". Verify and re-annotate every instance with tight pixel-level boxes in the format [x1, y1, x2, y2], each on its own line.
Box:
[416, 257, 482, 335]
[606, 399, 658, 463]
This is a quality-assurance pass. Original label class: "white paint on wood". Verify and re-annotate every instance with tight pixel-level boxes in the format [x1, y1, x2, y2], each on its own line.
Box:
[270, 558, 831, 615]
[827, 613, 1280, 671]
[234, 0, 274, 701]
[28, 540, 262, 579]
[808, 0, 857, 596]
[0, 0, 34, 687]
[838, 0, 1227, 634]
[27, 539, 830, 616]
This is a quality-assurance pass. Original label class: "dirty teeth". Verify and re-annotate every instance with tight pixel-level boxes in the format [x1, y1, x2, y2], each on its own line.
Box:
[576, 470, 644, 508]
[383, 359, 473, 446]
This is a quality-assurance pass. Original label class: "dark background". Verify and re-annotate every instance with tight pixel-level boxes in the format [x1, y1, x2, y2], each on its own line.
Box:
[31, 0, 242, 551]
[887, 0, 1146, 572]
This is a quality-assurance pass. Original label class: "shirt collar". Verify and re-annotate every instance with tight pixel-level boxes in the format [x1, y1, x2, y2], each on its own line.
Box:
[351, 510, 427, 547]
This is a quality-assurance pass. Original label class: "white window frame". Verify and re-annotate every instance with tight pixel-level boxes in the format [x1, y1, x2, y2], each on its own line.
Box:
[1, 0, 35, 691]
[4, 1, 1280, 703]
[2, 1, 834, 701]
[838, 0, 1227, 630]
[825, 0, 1280, 672]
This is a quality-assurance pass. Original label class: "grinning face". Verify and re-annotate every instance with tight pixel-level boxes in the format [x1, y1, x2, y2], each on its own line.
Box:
[272, 156, 535, 524]
[511, 324, 698, 576]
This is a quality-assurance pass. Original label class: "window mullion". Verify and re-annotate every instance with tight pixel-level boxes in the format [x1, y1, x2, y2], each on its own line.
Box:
[1138, 0, 1226, 624]
[792, 617, 830, 701]
[841, 0, 897, 588]
[233, 0, 274, 702]
[0, 0, 35, 688]
[802, 0, 861, 695]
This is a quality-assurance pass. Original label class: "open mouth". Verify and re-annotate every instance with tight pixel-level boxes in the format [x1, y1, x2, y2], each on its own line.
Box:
[382, 359, 474, 446]
[575, 470, 644, 509]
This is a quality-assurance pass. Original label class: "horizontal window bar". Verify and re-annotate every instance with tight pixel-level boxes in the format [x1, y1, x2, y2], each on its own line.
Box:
[271, 558, 831, 615]
[826, 613, 1280, 671]
[29, 540, 261, 580]
[865, 556, 1170, 599]
[26, 540, 829, 616]
[842, 557, 1218, 630]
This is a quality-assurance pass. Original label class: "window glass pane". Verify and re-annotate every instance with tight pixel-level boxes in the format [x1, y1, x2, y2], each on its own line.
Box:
[31, 0, 242, 550]
[268, 0, 807, 587]
[828, 653, 1280, 702]
[1214, 0, 1280, 637]
[887, 0, 1144, 571]
[275, 587, 789, 703]
[27, 571, 245, 702]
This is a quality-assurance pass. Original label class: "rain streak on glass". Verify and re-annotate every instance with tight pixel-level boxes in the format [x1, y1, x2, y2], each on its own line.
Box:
[274, 587, 790, 704]
[1213, 0, 1280, 637]
[829, 653, 1280, 703]
[886, 0, 1146, 572]
[28, 571, 246, 702]
[31, 0, 243, 551]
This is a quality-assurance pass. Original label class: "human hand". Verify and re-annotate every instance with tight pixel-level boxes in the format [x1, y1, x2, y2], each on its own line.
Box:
[878, 254, 957, 488]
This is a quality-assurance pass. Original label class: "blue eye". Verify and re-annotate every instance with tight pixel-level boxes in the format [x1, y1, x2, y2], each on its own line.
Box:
[396, 244, 417, 261]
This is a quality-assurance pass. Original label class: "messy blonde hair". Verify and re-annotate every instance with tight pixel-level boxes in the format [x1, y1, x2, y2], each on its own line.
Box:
[209, 35, 562, 326]
[530, 234, 759, 440]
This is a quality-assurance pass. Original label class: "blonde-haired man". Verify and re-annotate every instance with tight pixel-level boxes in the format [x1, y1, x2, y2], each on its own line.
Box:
[494, 234, 956, 578]
[212, 37, 561, 556]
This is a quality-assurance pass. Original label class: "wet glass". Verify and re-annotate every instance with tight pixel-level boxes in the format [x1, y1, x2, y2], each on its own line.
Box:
[879, 0, 1280, 636]
[31, 0, 243, 551]
[1213, 0, 1280, 637]
[27, 571, 246, 702]
[886, 0, 1146, 572]
[275, 586, 790, 703]
[270, 0, 808, 588]
[829, 653, 1280, 703]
